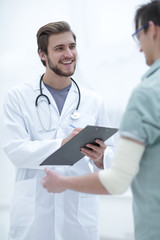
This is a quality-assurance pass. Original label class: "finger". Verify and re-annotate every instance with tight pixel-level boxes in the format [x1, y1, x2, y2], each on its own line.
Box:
[74, 127, 83, 132]
[41, 177, 47, 187]
[44, 167, 49, 174]
[45, 167, 53, 177]
[72, 128, 83, 135]
[95, 139, 106, 149]
[81, 147, 99, 160]
[84, 144, 105, 154]
[42, 176, 47, 182]
[72, 131, 79, 137]
[81, 145, 100, 155]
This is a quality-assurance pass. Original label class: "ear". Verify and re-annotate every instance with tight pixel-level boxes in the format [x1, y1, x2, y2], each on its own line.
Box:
[38, 49, 47, 61]
[148, 21, 158, 38]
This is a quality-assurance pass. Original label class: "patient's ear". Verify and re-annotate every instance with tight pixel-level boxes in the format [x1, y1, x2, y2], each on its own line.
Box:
[148, 21, 159, 38]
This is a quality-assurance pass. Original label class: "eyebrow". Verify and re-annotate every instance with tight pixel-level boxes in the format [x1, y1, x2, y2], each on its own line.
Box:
[54, 44, 64, 49]
[54, 42, 76, 48]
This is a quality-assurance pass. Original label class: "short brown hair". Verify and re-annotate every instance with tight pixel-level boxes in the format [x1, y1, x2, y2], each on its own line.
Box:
[134, 0, 160, 32]
[37, 21, 76, 66]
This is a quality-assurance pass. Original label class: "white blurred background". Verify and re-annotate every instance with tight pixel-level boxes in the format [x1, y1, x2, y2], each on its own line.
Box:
[0, 0, 149, 239]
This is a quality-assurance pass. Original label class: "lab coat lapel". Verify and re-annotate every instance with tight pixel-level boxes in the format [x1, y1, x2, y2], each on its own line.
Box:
[61, 81, 79, 117]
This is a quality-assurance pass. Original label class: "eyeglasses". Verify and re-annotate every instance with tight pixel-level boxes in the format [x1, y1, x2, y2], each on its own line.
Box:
[132, 23, 148, 42]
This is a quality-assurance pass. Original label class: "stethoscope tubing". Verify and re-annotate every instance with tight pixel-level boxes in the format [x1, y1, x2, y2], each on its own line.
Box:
[35, 74, 81, 130]
[35, 74, 51, 107]
[70, 77, 81, 111]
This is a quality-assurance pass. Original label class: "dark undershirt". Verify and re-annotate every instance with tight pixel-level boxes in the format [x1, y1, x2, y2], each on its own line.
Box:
[44, 83, 71, 115]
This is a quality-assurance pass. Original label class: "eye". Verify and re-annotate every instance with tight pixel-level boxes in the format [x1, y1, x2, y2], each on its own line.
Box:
[70, 44, 76, 50]
[55, 47, 63, 51]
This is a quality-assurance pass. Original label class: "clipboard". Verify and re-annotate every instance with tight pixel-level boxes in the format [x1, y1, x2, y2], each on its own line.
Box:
[40, 125, 118, 166]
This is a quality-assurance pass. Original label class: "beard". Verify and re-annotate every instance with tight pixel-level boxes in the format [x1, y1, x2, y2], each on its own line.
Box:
[47, 56, 76, 77]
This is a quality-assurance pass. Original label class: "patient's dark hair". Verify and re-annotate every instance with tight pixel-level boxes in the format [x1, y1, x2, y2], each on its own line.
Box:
[134, 0, 160, 32]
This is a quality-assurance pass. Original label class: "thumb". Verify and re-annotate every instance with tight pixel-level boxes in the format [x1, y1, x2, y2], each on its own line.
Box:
[45, 167, 51, 175]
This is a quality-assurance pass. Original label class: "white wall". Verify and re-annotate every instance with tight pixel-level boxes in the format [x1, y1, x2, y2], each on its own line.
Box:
[0, 0, 149, 239]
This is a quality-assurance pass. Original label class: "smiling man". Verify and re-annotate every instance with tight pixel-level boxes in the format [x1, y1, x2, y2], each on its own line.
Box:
[42, 2, 160, 240]
[2, 21, 114, 240]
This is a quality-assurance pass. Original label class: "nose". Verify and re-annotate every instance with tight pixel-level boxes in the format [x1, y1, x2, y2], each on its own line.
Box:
[63, 47, 73, 58]
[139, 47, 143, 52]
[139, 43, 143, 52]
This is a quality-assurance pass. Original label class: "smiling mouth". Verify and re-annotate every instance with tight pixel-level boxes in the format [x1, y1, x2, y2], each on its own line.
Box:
[61, 60, 73, 65]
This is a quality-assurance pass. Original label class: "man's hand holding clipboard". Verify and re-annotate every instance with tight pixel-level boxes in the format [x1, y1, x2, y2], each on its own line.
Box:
[40, 125, 118, 166]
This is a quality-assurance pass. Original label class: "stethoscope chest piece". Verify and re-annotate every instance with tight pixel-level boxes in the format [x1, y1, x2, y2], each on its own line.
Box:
[70, 110, 80, 119]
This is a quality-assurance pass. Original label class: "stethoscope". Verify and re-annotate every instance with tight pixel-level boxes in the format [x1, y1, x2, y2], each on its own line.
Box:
[35, 74, 81, 130]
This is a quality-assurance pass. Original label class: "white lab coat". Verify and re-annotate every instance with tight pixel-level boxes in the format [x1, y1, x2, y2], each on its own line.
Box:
[2, 76, 115, 240]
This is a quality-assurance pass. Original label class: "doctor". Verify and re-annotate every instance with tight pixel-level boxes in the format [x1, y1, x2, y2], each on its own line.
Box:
[2, 21, 114, 240]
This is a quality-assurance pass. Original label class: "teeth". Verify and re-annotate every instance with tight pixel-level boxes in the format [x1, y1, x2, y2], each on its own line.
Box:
[62, 61, 72, 64]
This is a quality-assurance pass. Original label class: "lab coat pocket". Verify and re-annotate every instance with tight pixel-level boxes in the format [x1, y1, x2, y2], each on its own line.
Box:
[78, 194, 99, 227]
[10, 178, 36, 227]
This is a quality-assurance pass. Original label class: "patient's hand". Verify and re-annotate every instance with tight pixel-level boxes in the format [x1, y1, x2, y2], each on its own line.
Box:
[41, 168, 66, 193]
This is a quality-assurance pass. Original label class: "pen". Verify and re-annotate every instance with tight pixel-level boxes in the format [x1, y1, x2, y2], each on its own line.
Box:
[69, 124, 76, 128]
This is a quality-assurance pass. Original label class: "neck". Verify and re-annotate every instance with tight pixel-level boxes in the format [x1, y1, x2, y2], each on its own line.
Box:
[153, 50, 160, 63]
[42, 71, 72, 90]
[151, 28, 160, 63]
